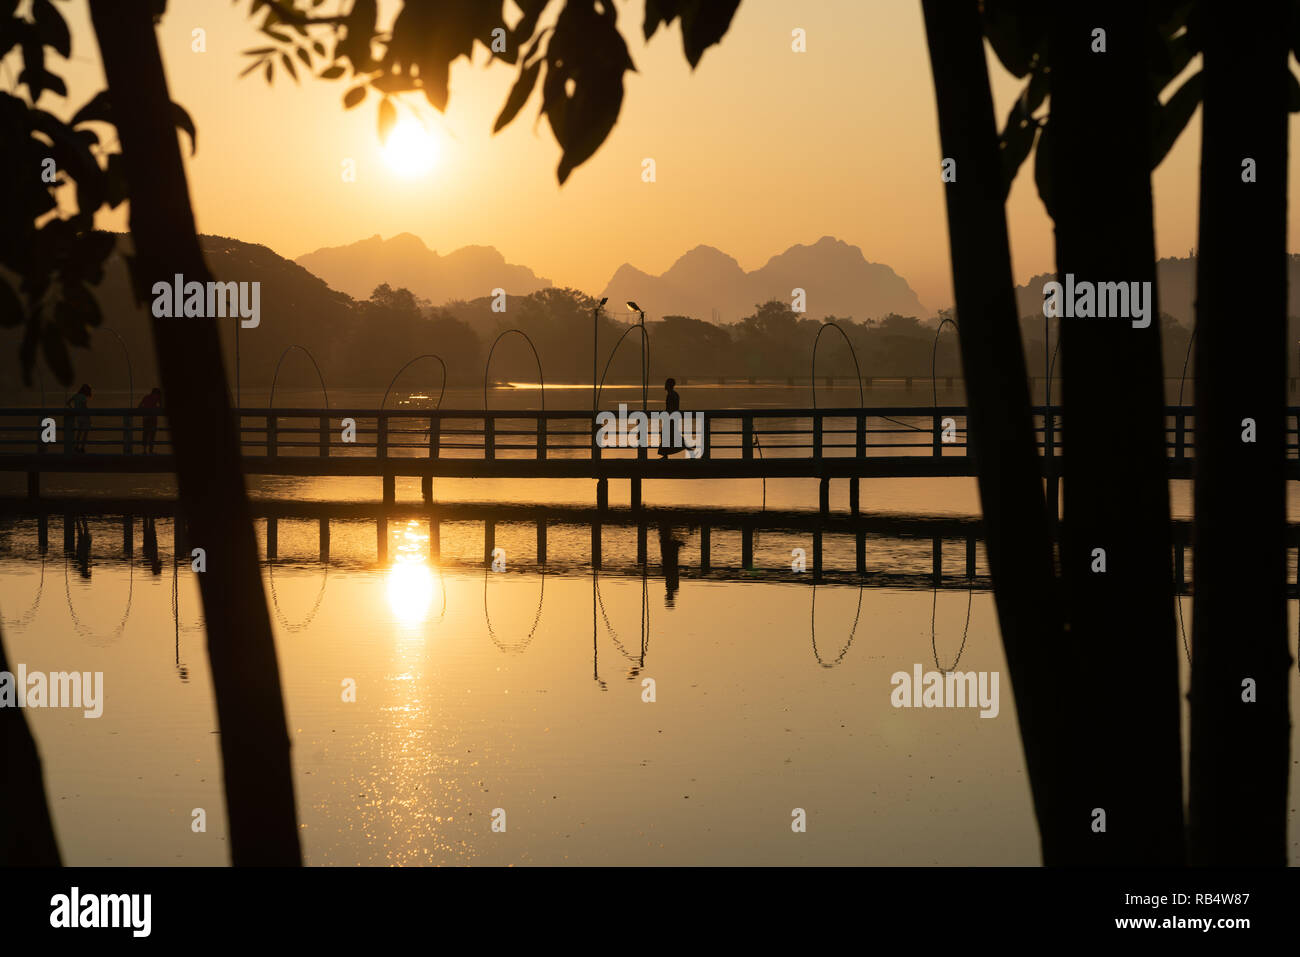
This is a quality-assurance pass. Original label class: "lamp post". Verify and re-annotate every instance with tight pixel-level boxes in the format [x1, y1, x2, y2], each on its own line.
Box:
[593, 297, 608, 413]
[627, 300, 646, 410]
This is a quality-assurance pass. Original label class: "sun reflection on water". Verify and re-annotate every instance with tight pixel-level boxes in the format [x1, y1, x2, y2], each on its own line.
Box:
[385, 520, 438, 627]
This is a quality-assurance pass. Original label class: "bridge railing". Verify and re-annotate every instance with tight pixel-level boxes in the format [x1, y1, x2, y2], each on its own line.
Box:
[0, 405, 1295, 465]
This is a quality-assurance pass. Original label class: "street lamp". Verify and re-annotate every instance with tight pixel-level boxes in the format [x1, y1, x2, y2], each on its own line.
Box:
[626, 301, 646, 409]
[593, 297, 608, 413]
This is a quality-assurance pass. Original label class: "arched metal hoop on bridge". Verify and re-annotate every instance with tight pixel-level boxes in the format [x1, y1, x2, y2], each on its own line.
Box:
[2, 551, 45, 632]
[594, 570, 649, 672]
[811, 319, 920, 432]
[810, 322, 865, 410]
[63, 532, 134, 646]
[930, 317, 959, 412]
[104, 327, 134, 409]
[482, 329, 546, 412]
[931, 575, 973, 672]
[810, 581, 863, 667]
[267, 556, 330, 634]
[483, 565, 545, 653]
[595, 324, 651, 412]
[268, 344, 331, 410]
[381, 354, 448, 410]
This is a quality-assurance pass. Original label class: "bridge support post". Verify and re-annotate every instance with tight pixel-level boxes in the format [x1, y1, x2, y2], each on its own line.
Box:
[699, 526, 710, 571]
[319, 518, 330, 563]
[856, 529, 865, 574]
[38, 514, 48, 554]
[122, 515, 133, 557]
[637, 523, 647, 565]
[484, 520, 495, 567]
[630, 477, 641, 512]
[591, 522, 602, 570]
[421, 475, 433, 505]
[537, 521, 547, 565]
[596, 478, 608, 511]
[26, 470, 38, 499]
[382, 474, 395, 504]
[813, 529, 823, 583]
[818, 477, 830, 516]
[849, 477, 859, 517]
[932, 537, 942, 586]
[1175, 543, 1185, 593]
[966, 536, 977, 578]
[742, 526, 753, 570]
[63, 513, 73, 552]
[267, 518, 278, 561]
[377, 518, 387, 564]
[429, 517, 440, 560]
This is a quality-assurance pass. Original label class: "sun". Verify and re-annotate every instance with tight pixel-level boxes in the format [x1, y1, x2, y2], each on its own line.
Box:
[382, 118, 439, 178]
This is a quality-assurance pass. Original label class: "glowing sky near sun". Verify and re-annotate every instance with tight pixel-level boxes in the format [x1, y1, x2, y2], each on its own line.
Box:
[18, 0, 1300, 312]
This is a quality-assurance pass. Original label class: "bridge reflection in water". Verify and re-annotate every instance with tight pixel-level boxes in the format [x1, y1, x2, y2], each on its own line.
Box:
[1, 499, 1277, 679]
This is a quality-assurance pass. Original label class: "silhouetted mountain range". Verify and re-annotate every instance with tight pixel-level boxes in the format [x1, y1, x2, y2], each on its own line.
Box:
[600, 236, 929, 323]
[11, 234, 1300, 398]
[1013, 254, 1300, 324]
[295, 232, 552, 303]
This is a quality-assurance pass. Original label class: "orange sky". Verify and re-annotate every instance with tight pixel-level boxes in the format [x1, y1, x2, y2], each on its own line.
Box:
[24, 0, 1298, 313]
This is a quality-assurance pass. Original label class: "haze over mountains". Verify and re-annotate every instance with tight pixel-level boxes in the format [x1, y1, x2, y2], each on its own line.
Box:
[296, 233, 553, 303]
[600, 236, 929, 323]
[297, 233, 930, 322]
[1013, 255, 1300, 326]
[8, 233, 1300, 396]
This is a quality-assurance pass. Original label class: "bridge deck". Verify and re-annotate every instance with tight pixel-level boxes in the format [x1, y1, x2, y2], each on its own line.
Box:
[2, 405, 1295, 493]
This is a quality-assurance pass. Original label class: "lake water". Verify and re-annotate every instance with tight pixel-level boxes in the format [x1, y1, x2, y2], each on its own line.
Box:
[1, 385, 1297, 865]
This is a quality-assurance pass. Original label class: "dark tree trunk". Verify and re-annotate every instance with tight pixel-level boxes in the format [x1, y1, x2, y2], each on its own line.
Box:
[0, 624, 62, 865]
[920, 0, 1068, 863]
[1188, 0, 1292, 865]
[88, 0, 301, 865]
[1048, 1, 1185, 865]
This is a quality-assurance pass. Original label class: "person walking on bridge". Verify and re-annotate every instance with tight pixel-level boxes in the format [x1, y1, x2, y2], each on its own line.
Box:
[67, 384, 92, 453]
[658, 378, 684, 457]
[138, 387, 162, 454]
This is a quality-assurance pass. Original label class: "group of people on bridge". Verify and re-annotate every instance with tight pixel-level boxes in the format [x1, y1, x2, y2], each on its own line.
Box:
[63, 384, 163, 454]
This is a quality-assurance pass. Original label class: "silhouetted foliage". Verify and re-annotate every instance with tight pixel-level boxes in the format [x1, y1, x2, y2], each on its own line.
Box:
[236, 0, 740, 183]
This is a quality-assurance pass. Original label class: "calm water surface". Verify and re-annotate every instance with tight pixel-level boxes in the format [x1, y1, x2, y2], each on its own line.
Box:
[2, 385, 1297, 865]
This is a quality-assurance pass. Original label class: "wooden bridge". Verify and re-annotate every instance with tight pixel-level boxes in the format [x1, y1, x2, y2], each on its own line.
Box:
[2, 404, 1297, 510]
[5, 495, 1294, 595]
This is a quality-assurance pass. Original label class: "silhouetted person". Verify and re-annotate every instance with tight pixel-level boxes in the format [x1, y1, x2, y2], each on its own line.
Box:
[659, 522, 683, 606]
[138, 387, 162, 453]
[658, 377, 683, 457]
[67, 384, 92, 453]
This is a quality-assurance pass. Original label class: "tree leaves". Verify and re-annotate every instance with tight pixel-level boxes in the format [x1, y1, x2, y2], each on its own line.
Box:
[31, 0, 69, 59]
[981, 0, 1048, 78]
[1033, 118, 1054, 221]
[40, 320, 72, 385]
[644, 0, 741, 68]
[72, 90, 197, 155]
[1151, 69, 1203, 168]
[378, 96, 396, 141]
[999, 113, 1039, 200]
[494, 57, 541, 132]
[336, 0, 377, 72]
[234, 0, 740, 185]
[544, 1, 635, 184]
